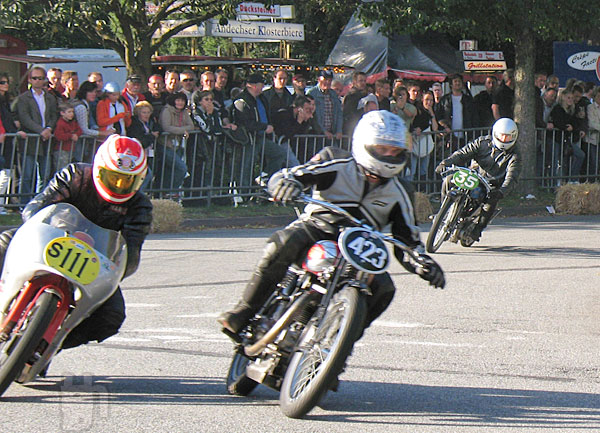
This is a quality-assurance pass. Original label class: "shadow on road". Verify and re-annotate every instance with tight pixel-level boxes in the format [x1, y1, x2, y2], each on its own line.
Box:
[5, 376, 599, 428]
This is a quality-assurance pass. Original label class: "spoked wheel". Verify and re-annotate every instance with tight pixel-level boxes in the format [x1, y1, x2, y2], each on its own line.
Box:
[426, 194, 464, 253]
[226, 350, 259, 396]
[279, 287, 366, 419]
[0, 291, 59, 397]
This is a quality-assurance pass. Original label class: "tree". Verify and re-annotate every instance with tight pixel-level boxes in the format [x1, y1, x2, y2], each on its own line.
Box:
[0, 0, 239, 79]
[349, 0, 600, 192]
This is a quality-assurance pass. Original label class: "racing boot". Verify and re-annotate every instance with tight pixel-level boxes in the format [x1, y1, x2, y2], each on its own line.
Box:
[217, 273, 273, 335]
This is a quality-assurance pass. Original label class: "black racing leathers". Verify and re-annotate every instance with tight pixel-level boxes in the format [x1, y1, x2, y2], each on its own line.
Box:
[13, 162, 153, 349]
[234, 147, 429, 329]
[23, 163, 153, 278]
[439, 135, 521, 233]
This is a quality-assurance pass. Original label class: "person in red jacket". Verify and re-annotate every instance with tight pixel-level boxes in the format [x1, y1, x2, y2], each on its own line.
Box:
[53, 102, 83, 171]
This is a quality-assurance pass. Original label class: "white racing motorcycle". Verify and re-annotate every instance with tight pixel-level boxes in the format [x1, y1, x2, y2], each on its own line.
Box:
[0, 203, 127, 396]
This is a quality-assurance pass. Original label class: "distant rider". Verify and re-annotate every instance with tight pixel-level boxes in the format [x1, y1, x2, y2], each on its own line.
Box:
[218, 110, 445, 336]
[0, 134, 152, 351]
[435, 117, 521, 243]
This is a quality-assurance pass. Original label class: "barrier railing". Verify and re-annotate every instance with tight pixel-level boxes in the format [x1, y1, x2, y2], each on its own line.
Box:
[0, 127, 597, 210]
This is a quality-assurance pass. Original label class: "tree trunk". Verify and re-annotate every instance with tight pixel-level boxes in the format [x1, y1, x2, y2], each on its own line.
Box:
[513, 27, 536, 194]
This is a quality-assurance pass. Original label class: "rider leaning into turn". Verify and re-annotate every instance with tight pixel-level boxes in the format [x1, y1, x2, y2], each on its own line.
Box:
[0, 135, 152, 351]
[435, 117, 521, 244]
[219, 110, 445, 336]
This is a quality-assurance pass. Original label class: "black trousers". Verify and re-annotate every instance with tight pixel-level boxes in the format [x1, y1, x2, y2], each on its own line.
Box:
[239, 219, 396, 327]
[0, 228, 126, 350]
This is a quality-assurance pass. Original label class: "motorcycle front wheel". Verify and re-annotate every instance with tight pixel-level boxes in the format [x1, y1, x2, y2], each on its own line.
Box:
[0, 291, 59, 397]
[279, 286, 366, 419]
[426, 193, 464, 253]
[226, 350, 259, 396]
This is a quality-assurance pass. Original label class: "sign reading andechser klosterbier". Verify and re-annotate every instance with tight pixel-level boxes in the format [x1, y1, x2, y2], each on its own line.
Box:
[207, 19, 304, 41]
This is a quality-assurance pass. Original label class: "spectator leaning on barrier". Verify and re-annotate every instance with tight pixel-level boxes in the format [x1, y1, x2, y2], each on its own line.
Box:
[122, 74, 146, 115]
[374, 79, 392, 111]
[164, 69, 181, 95]
[74, 81, 112, 146]
[179, 69, 197, 106]
[232, 73, 288, 181]
[263, 68, 294, 121]
[53, 101, 82, 172]
[474, 75, 498, 128]
[291, 73, 307, 97]
[127, 100, 160, 191]
[15, 66, 58, 205]
[492, 69, 515, 120]
[307, 70, 343, 140]
[585, 86, 600, 179]
[61, 70, 79, 102]
[438, 73, 478, 149]
[47, 67, 64, 100]
[341, 71, 367, 136]
[143, 74, 167, 124]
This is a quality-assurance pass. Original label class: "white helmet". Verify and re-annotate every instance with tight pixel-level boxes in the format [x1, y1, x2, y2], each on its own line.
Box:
[352, 110, 410, 178]
[492, 118, 518, 151]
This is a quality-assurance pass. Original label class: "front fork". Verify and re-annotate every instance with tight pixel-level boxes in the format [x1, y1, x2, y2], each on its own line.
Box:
[0, 275, 71, 349]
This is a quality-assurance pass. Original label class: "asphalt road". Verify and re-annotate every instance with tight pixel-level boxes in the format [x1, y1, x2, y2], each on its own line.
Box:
[2, 215, 600, 433]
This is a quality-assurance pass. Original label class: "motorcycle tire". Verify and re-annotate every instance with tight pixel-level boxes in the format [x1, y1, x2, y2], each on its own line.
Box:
[226, 351, 259, 396]
[0, 291, 59, 397]
[279, 286, 366, 419]
[426, 194, 464, 253]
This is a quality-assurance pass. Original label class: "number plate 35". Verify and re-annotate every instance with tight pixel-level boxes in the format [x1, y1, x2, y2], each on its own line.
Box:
[452, 169, 479, 190]
[44, 237, 100, 285]
[339, 228, 390, 274]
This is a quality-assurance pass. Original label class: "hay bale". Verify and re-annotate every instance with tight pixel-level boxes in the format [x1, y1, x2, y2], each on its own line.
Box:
[150, 199, 184, 233]
[555, 183, 600, 215]
[414, 192, 433, 224]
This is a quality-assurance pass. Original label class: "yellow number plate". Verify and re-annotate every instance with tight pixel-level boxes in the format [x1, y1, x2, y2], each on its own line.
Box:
[44, 237, 100, 285]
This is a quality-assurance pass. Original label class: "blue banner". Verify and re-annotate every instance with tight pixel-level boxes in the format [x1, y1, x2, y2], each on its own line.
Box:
[553, 41, 600, 86]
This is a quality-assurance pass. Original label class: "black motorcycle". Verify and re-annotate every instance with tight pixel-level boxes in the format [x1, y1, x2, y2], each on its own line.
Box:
[225, 194, 429, 419]
[426, 165, 495, 252]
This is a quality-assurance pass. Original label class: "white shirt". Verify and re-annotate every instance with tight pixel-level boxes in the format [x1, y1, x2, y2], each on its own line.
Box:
[32, 89, 47, 129]
[451, 94, 463, 138]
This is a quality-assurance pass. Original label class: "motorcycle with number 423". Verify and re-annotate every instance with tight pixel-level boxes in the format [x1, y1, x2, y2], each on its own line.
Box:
[225, 194, 430, 419]
[0, 203, 127, 397]
[426, 165, 500, 253]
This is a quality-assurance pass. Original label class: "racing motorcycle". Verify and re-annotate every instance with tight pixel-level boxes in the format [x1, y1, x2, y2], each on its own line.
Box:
[224, 194, 429, 419]
[426, 165, 497, 253]
[0, 203, 127, 396]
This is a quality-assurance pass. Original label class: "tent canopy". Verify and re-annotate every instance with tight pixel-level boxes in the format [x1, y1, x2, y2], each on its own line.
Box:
[327, 13, 459, 82]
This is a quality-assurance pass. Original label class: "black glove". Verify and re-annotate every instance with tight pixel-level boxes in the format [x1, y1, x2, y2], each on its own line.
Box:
[272, 177, 303, 203]
[488, 188, 504, 201]
[435, 163, 446, 175]
[416, 254, 445, 289]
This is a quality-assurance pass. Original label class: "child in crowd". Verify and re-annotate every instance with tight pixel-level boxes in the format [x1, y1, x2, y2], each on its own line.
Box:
[53, 102, 82, 171]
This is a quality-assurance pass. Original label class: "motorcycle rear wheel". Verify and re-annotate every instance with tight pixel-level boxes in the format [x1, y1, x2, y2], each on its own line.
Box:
[279, 286, 366, 419]
[426, 194, 463, 253]
[0, 291, 59, 397]
[226, 351, 259, 396]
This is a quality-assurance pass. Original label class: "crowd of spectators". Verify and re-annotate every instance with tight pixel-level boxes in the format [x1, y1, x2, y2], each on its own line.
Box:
[0, 65, 597, 210]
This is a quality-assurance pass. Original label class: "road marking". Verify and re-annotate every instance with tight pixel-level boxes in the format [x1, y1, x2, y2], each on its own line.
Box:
[381, 339, 484, 348]
[125, 303, 162, 308]
[176, 313, 220, 318]
[106, 336, 152, 342]
[372, 320, 432, 328]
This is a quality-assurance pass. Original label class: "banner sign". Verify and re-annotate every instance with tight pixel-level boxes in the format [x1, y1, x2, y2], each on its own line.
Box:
[236, 2, 281, 17]
[206, 19, 304, 41]
[462, 51, 504, 61]
[463, 60, 507, 71]
[553, 41, 600, 86]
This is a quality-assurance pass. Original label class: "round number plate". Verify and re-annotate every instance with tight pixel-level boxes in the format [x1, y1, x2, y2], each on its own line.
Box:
[338, 228, 390, 274]
[452, 169, 480, 190]
[44, 237, 100, 285]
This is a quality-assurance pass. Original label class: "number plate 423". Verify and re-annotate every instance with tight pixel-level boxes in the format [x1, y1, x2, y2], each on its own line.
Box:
[44, 237, 100, 285]
[339, 228, 390, 274]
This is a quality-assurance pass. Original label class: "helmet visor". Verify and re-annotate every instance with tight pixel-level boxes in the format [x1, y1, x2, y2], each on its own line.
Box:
[98, 167, 144, 196]
[365, 144, 408, 165]
[495, 132, 515, 143]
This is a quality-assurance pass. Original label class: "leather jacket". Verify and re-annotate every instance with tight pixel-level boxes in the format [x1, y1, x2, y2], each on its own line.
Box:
[440, 135, 521, 195]
[23, 163, 153, 278]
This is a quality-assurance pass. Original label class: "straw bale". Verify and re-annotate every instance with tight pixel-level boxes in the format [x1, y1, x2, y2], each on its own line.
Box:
[555, 183, 600, 214]
[150, 199, 184, 233]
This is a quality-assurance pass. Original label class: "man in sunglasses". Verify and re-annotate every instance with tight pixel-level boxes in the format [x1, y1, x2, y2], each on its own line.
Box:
[15, 66, 58, 205]
[219, 110, 445, 340]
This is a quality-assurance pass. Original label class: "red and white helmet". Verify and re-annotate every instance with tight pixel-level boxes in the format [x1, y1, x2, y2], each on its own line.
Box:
[93, 135, 147, 204]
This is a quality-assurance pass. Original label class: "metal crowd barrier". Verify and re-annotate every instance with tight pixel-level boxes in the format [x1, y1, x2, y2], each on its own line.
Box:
[0, 127, 597, 210]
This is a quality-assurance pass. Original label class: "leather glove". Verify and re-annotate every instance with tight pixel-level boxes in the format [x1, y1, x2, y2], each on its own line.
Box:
[488, 187, 504, 201]
[416, 254, 445, 289]
[435, 163, 446, 175]
[272, 177, 303, 203]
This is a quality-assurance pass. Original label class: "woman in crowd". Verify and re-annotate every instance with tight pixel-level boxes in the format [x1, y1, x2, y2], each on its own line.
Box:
[128, 101, 160, 190]
[157, 92, 193, 194]
[409, 90, 438, 182]
[73, 80, 114, 160]
[585, 86, 600, 180]
[550, 90, 585, 181]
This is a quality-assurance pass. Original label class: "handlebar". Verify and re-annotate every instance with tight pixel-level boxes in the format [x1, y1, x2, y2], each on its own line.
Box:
[296, 193, 425, 265]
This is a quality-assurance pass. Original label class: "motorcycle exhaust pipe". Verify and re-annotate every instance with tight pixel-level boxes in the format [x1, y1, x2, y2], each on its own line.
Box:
[244, 291, 315, 357]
